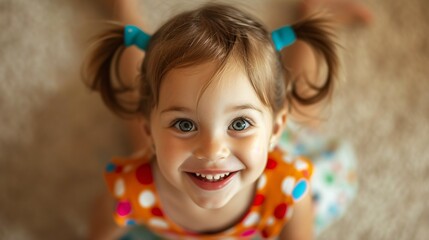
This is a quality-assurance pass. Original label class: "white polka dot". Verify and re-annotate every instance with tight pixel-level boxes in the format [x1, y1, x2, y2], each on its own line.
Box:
[149, 218, 169, 229]
[286, 206, 294, 219]
[283, 154, 293, 163]
[123, 164, 133, 173]
[282, 177, 295, 196]
[138, 190, 155, 208]
[243, 212, 260, 227]
[257, 174, 266, 190]
[294, 158, 308, 171]
[267, 216, 275, 226]
[114, 178, 125, 197]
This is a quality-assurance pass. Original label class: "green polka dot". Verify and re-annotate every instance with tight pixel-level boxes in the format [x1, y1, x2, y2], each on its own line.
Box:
[281, 131, 290, 142]
[325, 172, 335, 184]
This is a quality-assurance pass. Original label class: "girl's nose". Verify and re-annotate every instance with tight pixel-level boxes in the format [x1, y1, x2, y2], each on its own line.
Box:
[193, 134, 230, 161]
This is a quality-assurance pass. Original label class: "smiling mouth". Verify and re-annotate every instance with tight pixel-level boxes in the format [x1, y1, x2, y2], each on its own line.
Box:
[193, 172, 231, 182]
[186, 171, 237, 190]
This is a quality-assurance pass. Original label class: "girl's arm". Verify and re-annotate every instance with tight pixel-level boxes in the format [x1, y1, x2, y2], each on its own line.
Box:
[279, 188, 314, 240]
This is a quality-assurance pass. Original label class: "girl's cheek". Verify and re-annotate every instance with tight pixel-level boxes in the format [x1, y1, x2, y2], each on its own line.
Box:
[156, 136, 188, 160]
[235, 134, 269, 160]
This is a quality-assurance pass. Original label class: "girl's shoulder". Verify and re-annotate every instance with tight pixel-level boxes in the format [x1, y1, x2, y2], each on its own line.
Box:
[104, 153, 153, 179]
[259, 148, 313, 207]
[229, 149, 313, 238]
[103, 154, 158, 227]
[266, 148, 313, 181]
[104, 153, 155, 193]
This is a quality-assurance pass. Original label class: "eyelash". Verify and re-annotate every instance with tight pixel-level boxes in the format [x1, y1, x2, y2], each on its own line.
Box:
[170, 116, 254, 133]
[228, 117, 254, 131]
[171, 119, 197, 132]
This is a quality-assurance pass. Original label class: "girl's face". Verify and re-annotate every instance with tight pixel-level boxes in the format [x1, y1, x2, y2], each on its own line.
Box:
[148, 61, 285, 209]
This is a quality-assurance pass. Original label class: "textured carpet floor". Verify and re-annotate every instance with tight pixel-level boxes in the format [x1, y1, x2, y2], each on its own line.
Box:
[0, 0, 428, 239]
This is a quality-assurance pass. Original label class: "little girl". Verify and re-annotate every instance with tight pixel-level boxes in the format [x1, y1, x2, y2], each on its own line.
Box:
[83, 3, 341, 240]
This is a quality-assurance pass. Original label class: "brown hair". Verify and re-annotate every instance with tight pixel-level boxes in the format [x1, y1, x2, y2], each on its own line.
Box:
[82, 3, 338, 120]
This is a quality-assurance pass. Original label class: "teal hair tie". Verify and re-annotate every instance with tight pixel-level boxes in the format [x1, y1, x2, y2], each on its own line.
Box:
[124, 25, 151, 51]
[271, 26, 296, 51]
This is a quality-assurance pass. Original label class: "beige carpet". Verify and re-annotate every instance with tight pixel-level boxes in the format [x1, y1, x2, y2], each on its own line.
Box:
[1, 0, 428, 239]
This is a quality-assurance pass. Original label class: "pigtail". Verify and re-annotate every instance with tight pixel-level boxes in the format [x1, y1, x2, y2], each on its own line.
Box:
[81, 23, 140, 118]
[288, 17, 339, 107]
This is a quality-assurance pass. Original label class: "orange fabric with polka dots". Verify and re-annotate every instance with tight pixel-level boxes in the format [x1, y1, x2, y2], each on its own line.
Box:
[104, 148, 313, 239]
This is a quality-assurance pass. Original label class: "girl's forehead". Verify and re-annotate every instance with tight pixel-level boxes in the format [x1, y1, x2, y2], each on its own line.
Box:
[158, 61, 265, 111]
[162, 60, 247, 92]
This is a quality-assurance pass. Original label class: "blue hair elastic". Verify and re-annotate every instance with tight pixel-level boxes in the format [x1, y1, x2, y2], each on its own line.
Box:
[124, 25, 151, 51]
[271, 26, 296, 51]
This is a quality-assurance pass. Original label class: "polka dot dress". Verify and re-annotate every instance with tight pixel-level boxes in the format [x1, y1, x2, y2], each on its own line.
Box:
[104, 148, 313, 239]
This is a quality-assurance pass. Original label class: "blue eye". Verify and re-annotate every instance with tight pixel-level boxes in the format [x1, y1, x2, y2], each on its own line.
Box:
[174, 119, 196, 132]
[229, 118, 250, 131]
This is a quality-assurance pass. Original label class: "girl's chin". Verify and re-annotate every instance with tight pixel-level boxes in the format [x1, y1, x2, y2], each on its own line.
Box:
[184, 175, 239, 210]
[190, 194, 233, 210]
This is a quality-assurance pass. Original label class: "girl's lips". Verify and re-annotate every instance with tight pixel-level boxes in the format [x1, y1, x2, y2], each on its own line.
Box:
[186, 171, 237, 191]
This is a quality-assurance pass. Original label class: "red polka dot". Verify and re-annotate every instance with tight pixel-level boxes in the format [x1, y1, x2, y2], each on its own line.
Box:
[116, 201, 132, 216]
[266, 158, 277, 169]
[262, 229, 270, 238]
[274, 203, 288, 219]
[136, 163, 153, 184]
[253, 194, 265, 206]
[302, 169, 309, 178]
[151, 207, 164, 217]
[115, 165, 123, 173]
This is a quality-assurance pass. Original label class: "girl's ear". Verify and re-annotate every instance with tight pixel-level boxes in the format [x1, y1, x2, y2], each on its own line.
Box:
[142, 119, 153, 145]
[270, 109, 287, 150]
[129, 118, 154, 158]
[142, 119, 150, 136]
[140, 118, 155, 156]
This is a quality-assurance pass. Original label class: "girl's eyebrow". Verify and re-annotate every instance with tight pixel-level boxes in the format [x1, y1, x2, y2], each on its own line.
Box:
[160, 106, 192, 114]
[229, 104, 263, 114]
[160, 104, 263, 115]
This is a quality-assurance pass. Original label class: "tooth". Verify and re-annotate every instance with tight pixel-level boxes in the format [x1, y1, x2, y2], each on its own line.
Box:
[201, 174, 206, 178]
[195, 173, 200, 177]
[225, 173, 230, 176]
[219, 174, 225, 178]
[206, 174, 213, 180]
[214, 174, 221, 180]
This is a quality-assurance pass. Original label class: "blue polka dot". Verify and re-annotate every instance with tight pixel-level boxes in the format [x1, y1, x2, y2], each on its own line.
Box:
[292, 179, 308, 201]
[294, 143, 306, 155]
[328, 204, 339, 217]
[126, 219, 136, 226]
[322, 150, 335, 159]
[106, 163, 116, 172]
